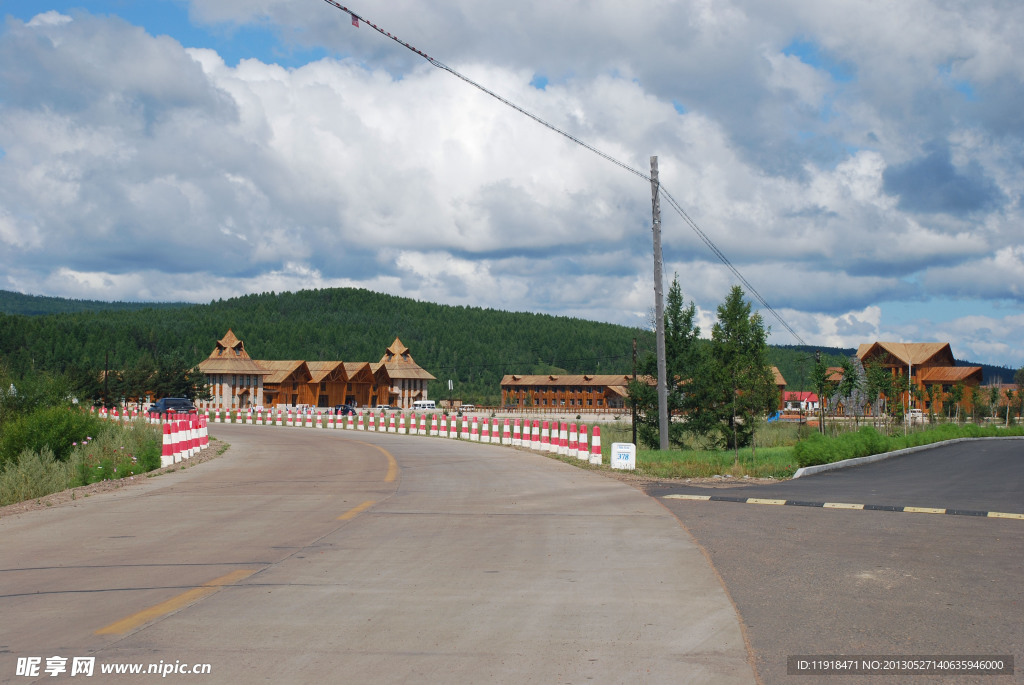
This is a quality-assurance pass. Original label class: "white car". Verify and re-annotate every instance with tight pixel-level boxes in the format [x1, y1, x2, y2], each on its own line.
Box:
[905, 409, 925, 423]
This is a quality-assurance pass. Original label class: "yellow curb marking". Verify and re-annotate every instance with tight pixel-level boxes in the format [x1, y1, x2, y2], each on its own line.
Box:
[988, 511, 1024, 520]
[823, 502, 864, 510]
[746, 498, 787, 505]
[903, 506, 946, 514]
[338, 500, 376, 521]
[664, 494, 711, 501]
[96, 569, 255, 635]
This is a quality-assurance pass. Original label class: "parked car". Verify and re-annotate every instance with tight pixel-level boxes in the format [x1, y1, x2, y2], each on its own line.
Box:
[334, 404, 357, 416]
[374, 404, 394, 411]
[905, 409, 925, 424]
[150, 397, 196, 414]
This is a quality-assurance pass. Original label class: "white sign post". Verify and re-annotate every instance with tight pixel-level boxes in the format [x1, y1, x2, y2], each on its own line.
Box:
[610, 442, 636, 470]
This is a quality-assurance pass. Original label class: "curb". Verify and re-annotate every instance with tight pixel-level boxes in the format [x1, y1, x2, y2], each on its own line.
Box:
[663, 493, 1024, 520]
[792, 435, 1024, 479]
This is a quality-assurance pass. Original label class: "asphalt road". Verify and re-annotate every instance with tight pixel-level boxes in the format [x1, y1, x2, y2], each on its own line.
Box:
[0, 424, 754, 684]
[650, 438, 1024, 685]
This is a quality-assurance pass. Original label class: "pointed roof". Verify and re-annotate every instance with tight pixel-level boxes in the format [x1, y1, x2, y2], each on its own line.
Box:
[198, 330, 269, 375]
[377, 337, 436, 381]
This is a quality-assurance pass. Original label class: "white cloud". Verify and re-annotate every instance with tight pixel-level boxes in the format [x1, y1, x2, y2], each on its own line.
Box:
[1, 2, 1023, 367]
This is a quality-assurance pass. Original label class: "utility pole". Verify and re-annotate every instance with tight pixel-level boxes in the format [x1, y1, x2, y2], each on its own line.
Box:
[632, 337, 638, 447]
[650, 156, 669, 450]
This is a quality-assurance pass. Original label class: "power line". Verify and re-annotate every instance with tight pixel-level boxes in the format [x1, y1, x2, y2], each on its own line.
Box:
[320, 0, 807, 346]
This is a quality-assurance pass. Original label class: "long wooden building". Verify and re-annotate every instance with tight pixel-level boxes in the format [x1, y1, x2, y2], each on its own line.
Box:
[198, 331, 434, 410]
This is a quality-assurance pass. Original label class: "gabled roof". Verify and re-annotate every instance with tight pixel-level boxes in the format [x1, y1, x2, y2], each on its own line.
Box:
[343, 362, 374, 382]
[257, 360, 310, 384]
[306, 361, 348, 384]
[857, 342, 954, 366]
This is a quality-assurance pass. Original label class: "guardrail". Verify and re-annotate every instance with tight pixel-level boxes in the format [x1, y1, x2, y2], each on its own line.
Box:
[94, 406, 616, 466]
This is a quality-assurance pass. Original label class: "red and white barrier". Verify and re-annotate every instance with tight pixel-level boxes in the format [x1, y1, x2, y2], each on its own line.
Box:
[161, 423, 174, 467]
[577, 425, 588, 460]
[590, 426, 602, 465]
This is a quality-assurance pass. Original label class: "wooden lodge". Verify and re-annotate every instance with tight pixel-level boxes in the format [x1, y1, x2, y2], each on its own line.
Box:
[197, 331, 434, 410]
[855, 342, 983, 414]
[500, 374, 635, 410]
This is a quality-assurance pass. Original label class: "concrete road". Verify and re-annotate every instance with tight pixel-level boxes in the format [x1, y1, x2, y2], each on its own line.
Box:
[1, 424, 754, 684]
[650, 439, 1024, 685]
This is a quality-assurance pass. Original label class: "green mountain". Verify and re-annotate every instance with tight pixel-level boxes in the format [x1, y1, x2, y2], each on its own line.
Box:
[1, 288, 1014, 402]
[0, 288, 654, 404]
[0, 290, 189, 316]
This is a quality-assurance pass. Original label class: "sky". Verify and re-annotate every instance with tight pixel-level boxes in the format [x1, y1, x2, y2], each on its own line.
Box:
[0, 0, 1022, 369]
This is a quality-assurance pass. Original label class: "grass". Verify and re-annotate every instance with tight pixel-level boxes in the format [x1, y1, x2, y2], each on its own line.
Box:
[576, 421, 802, 479]
[0, 418, 163, 506]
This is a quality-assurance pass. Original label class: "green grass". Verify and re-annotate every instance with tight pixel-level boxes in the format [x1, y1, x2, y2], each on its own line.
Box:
[0, 418, 163, 506]
[578, 421, 801, 479]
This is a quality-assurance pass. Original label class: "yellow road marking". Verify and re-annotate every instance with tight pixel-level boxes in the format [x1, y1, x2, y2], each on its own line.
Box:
[988, 511, 1024, 520]
[96, 569, 255, 635]
[746, 498, 787, 505]
[664, 494, 711, 501]
[350, 440, 399, 483]
[338, 500, 376, 521]
[903, 506, 946, 514]
[823, 502, 864, 510]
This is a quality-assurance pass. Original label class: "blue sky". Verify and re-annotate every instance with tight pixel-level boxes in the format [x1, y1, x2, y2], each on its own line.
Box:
[1, 0, 1022, 369]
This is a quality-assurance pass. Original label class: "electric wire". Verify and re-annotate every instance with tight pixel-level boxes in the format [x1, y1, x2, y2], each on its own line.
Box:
[320, 0, 807, 346]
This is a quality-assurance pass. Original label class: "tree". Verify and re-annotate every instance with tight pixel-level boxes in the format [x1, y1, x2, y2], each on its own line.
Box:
[629, 274, 702, 449]
[948, 383, 965, 423]
[809, 354, 836, 434]
[686, 286, 778, 460]
[925, 383, 939, 423]
[835, 357, 862, 426]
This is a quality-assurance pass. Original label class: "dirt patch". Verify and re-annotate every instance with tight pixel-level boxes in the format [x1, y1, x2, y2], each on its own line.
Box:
[0, 439, 229, 519]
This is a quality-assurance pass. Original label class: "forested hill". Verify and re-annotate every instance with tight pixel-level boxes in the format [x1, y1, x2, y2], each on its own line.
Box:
[0, 288, 656, 403]
[0, 290, 189, 316]
[0, 288, 1014, 402]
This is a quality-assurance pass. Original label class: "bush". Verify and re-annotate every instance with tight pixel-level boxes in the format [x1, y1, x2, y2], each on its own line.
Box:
[794, 423, 1024, 468]
[0, 407, 105, 469]
[0, 447, 75, 506]
[70, 421, 162, 486]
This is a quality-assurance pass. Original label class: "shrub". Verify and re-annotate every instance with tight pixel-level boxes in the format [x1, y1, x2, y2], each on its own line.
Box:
[0, 407, 105, 469]
[0, 447, 74, 506]
[70, 421, 162, 486]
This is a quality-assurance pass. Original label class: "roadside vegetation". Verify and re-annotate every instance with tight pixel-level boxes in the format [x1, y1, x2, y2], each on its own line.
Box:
[0, 367, 163, 507]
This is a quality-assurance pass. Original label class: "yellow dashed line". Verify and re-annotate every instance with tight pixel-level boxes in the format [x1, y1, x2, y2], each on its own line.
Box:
[338, 500, 376, 521]
[96, 569, 255, 635]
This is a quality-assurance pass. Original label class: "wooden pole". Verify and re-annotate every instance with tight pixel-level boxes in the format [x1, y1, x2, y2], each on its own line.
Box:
[651, 156, 669, 451]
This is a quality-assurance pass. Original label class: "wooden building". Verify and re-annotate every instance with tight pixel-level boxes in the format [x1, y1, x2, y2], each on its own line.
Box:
[197, 329, 270, 408]
[502, 366, 787, 412]
[500, 374, 637, 410]
[856, 342, 983, 413]
[372, 338, 436, 408]
[198, 332, 434, 410]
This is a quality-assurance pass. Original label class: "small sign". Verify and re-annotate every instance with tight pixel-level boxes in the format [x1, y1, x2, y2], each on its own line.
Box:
[611, 442, 636, 470]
